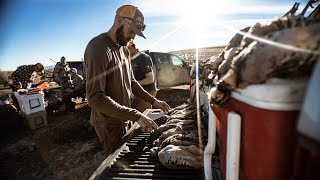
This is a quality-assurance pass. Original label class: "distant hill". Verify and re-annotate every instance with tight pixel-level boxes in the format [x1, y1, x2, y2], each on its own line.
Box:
[45, 65, 55, 70]
[169, 45, 225, 63]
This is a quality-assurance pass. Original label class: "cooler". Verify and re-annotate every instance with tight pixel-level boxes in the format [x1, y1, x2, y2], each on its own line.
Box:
[21, 110, 48, 130]
[15, 91, 45, 115]
[292, 61, 320, 180]
[211, 78, 308, 180]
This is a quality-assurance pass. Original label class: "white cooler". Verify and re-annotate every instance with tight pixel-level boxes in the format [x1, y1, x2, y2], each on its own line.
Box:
[15, 91, 45, 115]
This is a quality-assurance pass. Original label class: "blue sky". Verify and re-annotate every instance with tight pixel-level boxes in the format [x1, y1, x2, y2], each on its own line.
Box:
[0, 0, 315, 71]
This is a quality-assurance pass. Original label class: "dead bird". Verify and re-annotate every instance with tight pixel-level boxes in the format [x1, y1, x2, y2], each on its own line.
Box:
[158, 144, 204, 169]
[211, 23, 320, 106]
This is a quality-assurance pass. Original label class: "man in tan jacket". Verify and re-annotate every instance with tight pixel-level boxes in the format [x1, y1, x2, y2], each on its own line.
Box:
[84, 4, 170, 157]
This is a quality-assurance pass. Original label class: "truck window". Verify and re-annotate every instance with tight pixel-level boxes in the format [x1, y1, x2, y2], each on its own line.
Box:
[154, 53, 170, 64]
[170, 54, 183, 66]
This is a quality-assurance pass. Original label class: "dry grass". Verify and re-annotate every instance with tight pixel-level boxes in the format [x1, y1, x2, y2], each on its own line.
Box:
[45, 68, 54, 78]
[0, 70, 12, 86]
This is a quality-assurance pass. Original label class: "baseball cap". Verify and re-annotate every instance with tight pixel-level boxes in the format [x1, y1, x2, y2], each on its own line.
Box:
[116, 5, 146, 39]
[71, 68, 77, 73]
[36, 63, 45, 74]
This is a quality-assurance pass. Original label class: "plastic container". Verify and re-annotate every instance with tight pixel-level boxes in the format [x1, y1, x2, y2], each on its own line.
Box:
[21, 110, 48, 130]
[15, 91, 45, 115]
[143, 109, 164, 120]
[292, 61, 320, 180]
[211, 78, 308, 180]
[37, 82, 49, 91]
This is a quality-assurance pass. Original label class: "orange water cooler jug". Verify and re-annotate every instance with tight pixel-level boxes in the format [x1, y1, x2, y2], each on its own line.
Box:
[210, 78, 308, 180]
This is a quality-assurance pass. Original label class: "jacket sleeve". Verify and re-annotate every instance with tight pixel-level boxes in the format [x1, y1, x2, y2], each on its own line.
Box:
[85, 42, 142, 122]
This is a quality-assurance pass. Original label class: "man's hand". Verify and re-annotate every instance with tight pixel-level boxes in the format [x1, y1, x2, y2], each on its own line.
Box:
[137, 114, 158, 133]
[153, 99, 170, 113]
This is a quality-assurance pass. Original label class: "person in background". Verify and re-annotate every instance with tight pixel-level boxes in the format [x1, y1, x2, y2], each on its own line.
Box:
[11, 63, 44, 91]
[69, 68, 85, 97]
[53, 56, 71, 95]
[62, 68, 85, 111]
[84, 4, 170, 157]
[127, 40, 157, 113]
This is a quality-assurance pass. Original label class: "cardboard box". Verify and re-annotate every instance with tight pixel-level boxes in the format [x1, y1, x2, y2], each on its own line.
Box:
[22, 110, 48, 130]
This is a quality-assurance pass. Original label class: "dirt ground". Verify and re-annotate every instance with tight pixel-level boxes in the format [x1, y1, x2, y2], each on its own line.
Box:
[0, 86, 190, 180]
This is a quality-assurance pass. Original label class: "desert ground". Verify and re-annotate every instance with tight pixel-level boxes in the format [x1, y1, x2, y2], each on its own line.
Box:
[0, 46, 222, 180]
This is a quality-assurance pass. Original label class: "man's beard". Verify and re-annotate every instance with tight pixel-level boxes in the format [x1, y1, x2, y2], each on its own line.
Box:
[116, 25, 130, 46]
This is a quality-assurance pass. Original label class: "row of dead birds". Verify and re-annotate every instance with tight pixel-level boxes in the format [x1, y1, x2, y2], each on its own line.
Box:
[198, 0, 320, 106]
[150, 103, 207, 169]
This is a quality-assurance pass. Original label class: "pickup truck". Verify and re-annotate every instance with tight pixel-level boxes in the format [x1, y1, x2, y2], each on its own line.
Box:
[67, 51, 192, 89]
[144, 51, 192, 88]
[67, 61, 85, 78]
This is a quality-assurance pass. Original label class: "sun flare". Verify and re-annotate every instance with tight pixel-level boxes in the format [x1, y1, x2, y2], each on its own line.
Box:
[177, 0, 223, 35]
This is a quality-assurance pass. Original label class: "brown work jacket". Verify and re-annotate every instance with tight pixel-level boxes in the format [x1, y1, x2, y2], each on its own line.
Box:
[84, 33, 154, 128]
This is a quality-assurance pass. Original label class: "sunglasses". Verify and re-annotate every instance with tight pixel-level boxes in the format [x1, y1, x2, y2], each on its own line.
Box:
[122, 17, 146, 31]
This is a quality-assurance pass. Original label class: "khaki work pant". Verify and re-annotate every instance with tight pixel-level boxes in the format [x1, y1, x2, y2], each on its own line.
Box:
[131, 90, 157, 113]
[93, 124, 126, 158]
